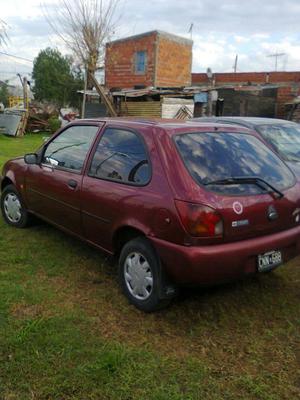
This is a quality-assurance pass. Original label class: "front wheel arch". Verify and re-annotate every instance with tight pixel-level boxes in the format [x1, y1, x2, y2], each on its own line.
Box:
[0, 184, 31, 228]
[1, 177, 13, 192]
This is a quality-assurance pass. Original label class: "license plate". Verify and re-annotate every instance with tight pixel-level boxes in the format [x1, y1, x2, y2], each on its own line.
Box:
[258, 250, 282, 272]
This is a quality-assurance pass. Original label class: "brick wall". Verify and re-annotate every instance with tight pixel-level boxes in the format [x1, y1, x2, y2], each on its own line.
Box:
[105, 32, 156, 89]
[155, 35, 192, 87]
[105, 31, 192, 89]
[276, 86, 294, 118]
[192, 71, 300, 86]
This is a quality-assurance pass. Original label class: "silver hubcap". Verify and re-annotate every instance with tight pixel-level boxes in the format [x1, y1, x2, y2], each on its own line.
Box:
[124, 252, 153, 300]
[3, 193, 22, 223]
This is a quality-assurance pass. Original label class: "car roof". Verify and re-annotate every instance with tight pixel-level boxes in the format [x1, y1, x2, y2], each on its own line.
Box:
[196, 116, 297, 128]
[74, 117, 253, 136]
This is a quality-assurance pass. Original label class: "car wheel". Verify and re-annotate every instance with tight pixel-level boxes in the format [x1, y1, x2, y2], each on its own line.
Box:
[1, 184, 31, 228]
[119, 237, 171, 312]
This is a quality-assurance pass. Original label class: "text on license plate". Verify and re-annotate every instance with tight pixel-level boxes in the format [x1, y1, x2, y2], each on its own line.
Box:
[258, 250, 282, 272]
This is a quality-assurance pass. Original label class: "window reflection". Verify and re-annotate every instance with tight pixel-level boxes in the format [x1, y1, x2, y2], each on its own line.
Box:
[89, 128, 150, 185]
[43, 126, 98, 171]
[175, 132, 295, 195]
[258, 124, 300, 162]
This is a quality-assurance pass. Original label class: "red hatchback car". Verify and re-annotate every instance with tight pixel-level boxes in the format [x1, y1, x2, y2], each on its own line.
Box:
[1, 118, 300, 311]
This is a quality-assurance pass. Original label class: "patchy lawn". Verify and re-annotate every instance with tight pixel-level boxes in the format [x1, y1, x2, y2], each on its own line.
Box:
[0, 133, 48, 169]
[0, 133, 299, 399]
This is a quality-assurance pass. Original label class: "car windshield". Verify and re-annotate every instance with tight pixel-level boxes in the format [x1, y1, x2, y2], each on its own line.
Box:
[257, 124, 300, 162]
[174, 131, 295, 196]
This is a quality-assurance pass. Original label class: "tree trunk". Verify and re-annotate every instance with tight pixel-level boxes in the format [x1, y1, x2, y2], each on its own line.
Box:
[87, 52, 98, 90]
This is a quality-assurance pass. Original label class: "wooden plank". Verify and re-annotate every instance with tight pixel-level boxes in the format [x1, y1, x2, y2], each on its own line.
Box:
[88, 72, 117, 117]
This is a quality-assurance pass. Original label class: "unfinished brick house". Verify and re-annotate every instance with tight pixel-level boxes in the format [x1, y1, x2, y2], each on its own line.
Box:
[105, 30, 193, 89]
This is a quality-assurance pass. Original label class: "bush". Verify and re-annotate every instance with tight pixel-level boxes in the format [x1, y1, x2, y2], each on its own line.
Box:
[48, 117, 61, 134]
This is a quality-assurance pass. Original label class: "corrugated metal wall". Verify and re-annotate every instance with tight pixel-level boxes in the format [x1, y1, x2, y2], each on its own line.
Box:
[120, 101, 161, 117]
[161, 98, 194, 118]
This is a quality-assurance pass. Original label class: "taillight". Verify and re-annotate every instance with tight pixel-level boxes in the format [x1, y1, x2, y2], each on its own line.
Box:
[175, 200, 223, 237]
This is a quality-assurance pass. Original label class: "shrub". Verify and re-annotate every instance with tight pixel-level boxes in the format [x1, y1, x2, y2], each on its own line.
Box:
[48, 117, 61, 134]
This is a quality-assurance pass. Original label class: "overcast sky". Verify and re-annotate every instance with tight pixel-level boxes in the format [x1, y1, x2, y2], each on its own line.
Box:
[1, 0, 300, 86]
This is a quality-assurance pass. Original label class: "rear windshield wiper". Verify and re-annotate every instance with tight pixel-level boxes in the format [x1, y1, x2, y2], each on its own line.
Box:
[203, 176, 284, 199]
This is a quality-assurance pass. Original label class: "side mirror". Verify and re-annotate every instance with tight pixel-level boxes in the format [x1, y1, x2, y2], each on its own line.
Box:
[24, 153, 38, 165]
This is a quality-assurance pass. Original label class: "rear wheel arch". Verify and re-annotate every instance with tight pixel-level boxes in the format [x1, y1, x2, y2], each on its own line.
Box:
[113, 227, 177, 310]
[118, 236, 174, 311]
[112, 226, 146, 256]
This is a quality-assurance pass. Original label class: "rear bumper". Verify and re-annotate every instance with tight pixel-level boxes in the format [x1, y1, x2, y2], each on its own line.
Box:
[150, 225, 300, 284]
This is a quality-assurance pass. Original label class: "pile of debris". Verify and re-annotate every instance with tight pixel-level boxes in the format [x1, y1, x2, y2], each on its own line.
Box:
[27, 102, 79, 132]
[27, 102, 58, 132]
[0, 99, 80, 137]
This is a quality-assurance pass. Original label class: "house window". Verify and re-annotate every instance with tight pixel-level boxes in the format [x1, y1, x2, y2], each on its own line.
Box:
[135, 51, 147, 74]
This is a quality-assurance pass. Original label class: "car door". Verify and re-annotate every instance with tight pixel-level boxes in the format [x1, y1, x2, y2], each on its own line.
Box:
[25, 124, 100, 236]
[81, 126, 151, 251]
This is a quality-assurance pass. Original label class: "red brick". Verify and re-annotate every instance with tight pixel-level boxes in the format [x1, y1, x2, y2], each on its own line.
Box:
[192, 72, 300, 85]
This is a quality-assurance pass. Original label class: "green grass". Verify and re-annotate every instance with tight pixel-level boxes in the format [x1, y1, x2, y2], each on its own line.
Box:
[0, 133, 299, 399]
[0, 133, 48, 169]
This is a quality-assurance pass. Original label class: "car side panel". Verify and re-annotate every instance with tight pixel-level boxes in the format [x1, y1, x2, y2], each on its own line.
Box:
[81, 126, 184, 252]
[25, 164, 83, 235]
[1, 158, 28, 203]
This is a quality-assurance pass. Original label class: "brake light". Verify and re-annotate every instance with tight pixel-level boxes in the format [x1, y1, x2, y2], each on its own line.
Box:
[175, 200, 223, 237]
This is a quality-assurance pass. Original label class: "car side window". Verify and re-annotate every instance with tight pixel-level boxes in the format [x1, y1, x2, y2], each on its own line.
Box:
[43, 125, 99, 172]
[89, 127, 150, 185]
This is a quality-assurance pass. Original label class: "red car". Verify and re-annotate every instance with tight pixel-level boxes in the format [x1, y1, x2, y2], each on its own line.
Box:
[1, 119, 300, 311]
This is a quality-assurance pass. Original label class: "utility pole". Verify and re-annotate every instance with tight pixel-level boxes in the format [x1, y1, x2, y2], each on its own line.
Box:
[267, 52, 286, 71]
[81, 66, 88, 118]
[17, 73, 29, 110]
[233, 54, 238, 73]
[206, 68, 213, 117]
[188, 23, 194, 40]
[22, 76, 28, 110]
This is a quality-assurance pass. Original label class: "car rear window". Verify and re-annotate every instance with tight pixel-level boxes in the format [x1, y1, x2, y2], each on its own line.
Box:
[174, 131, 295, 195]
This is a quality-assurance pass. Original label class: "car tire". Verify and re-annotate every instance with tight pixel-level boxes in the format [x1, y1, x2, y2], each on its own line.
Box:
[1, 184, 31, 228]
[119, 237, 171, 312]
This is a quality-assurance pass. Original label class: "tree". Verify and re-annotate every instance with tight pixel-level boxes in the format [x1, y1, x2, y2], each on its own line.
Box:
[44, 0, 120, 88]
[0, 81, 9, 107]
[32, 48, 83, 107]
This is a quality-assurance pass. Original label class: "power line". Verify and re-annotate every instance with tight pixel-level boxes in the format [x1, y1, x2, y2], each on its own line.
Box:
[0, 51, 33, 63]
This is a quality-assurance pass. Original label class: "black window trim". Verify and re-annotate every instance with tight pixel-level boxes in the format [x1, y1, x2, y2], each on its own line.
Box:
[173, 130, 296, 198]
[41, 123, 102, 175]
[87, 125, 152, 187]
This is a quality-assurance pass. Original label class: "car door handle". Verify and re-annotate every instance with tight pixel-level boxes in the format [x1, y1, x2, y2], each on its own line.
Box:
[68, 179, 78, 189]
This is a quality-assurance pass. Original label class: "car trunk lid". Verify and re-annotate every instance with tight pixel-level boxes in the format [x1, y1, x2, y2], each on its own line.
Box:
[218, 187, 300, 242]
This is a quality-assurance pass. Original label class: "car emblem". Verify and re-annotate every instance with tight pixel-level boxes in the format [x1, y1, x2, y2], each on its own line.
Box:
[268, 205, 278, 221]
[233, 201, 243, 215]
